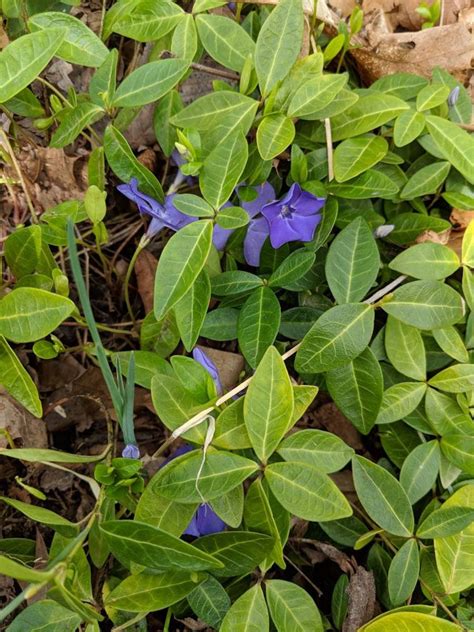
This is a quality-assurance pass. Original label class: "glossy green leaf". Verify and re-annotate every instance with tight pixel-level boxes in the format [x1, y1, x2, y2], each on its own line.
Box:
[3, 88, 45, 118]
[0, 497, 78, 538]
[265, 461, 352, 521]
[187, 576, 231, 629]
[0, 336, 42, 417]
[106, 570, 204, 613]
[29, 12, 108, 67]
[196, 14, 255, 72]
[255, 0, 304, 97]
[361, 612, 459, 632]
[266, 580, 323, 632]
[0, 447, 106, 464]
[400, 440, 440, 504]
[352, 456, 414, 536]
[326, 347, 383, 434]
[175, 270, 211, 351]
[462, 220, 474, 266]
[269, 250, 316, 289]
[213, 398, 252, 450]
[376, 382, 427, 425]
[388, 539, 420, 606]
[440, 434, 474, 474]
[113, 59, 189, 107]
[295, 303, 375, 373]
[111, 1, 183, 42]
[152, 450, 258, 503]
[0, 288, 75, 343]
[288, 73, 347, 119]
[194, 531, 274, 577]
[0, 30, 65, 103]
[393, 109, 425, 147]
[389, 213, 451, 245]
[400, 161, 451, 199]
[425, 387, 473, 436]
[334, 135, 388, 183]
[277, 429, 353, 473]
[238, 288, 281, 369]
[154, 220, 212, 320]
[433, 327, 469, 364]
[371, 72, 428, 100]
[89, 48, 118, 107]
[389, 242, 459, 281]
[173, 194, 214, 218]
[5, 600, 81, 632]
[220, 584, 269, 632]
[416, 83, 450, 111]
[417, 505, 474, 539]
[429, 364, 474, 393]
[210, 485, 244, 529]
[425, 115, 474, 184]
[211, 271, 263, 296]
[384, 316, 426, 381]
[256, 114, 295, 161]
[4, 225, 42, 278]
[216, 206, 249, 229]
[382, 280, 465, 330]
[328, 169, 399, 199]
[171, 13, 198, 61]
[103, 125, 164, 200]
[325, 217, 380, 303]
[50, 102, 104, 148]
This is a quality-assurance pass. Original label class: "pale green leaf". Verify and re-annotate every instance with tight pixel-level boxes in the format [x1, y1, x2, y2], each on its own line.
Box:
[400, 161, 451, 199]
[0, 335, 42, 417]
[266, 580, 323, 632]
[334, 135, 388, 183]
[220, 584, 269, 632]
[384, 316, 426, 381]
[400, 440, 440, 504]
[388, 539, 420, 606]
[256, 114, 295, 161]
[200, 133, 248, 209]
[196, 14, 255, 72]
[425, 115, 474, 184]
[277, 429, 353, 473]
[376, 382, 427, 425]
[238, 288, 281, 369]
[389, 242, 459, 280]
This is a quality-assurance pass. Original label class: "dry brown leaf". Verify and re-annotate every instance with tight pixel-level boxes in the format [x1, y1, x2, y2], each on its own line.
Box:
[135, 249, 158, 313]
[450, 208, 474, 229]
[0, 391, 48, 451]
[415, 209, 473, 258]
[312, 402, 364, 450]
[362, 0, 470, 31]
[342, 566, 377, 632]
[196, 346, 245, 393]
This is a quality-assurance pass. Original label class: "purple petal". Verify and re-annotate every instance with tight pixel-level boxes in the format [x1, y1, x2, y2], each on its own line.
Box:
[147, 217, 165, 238]
[213, 224, 234, 251]
[192, 504, 226, 536]
[239, 182, 276, 218]
[122, 443, 140, 459]
[243, 217, 270, 267]
[117, 179, 162, 219]
[163, 194, 196, 230]
[291, 189, 326, 216]
[192, 348, 223, 395]
[183, 513, 201, 537]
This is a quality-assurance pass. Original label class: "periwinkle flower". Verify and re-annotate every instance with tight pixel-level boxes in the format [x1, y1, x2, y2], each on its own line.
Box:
[261, 183, 325, 249]
[164, 444, 226, 537]
[117, 178, 195, 238]
[448, 86, 460, 107]
[122, 443, 140, 459]
[373, 224, 395, 239]
[192, 347, 223, 395]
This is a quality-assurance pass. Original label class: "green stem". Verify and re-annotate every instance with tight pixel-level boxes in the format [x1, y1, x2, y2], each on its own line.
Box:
[123, 236, 149, 325]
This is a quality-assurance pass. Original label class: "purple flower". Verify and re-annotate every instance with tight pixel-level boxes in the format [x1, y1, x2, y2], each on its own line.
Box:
[163, 444, 227, 537]
[448, 86, 460, 107]
[192, 347, 223, 395]
[261, 183, 325, 249]
[122, 443, 140, 459]
[117, 178, 195, 238]
[212, 182, 276, 267]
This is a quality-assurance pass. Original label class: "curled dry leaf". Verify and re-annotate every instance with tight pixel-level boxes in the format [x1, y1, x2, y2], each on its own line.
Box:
[415, 208, 473, 258]
[135, 249, 158, 314]
[0, 391, 48, 451]
[342, 566, 377, 632]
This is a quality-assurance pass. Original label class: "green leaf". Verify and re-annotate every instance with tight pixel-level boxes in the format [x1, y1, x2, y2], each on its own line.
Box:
[328, 169, 399, 199]
[220, 585, 269, 632]
[389, 243, 459, 281]
[334, 135, 388, 183]
[29, 12, 108, 67]
[0, 555, 52, 583]
[266, 580, 323, 632]
[256, 114, 295, 161]
[376, 382, 427, 425]
[210, 485, 244, 528]
[325, 217, 380, 303]
[173, 194, 214, 218]
[211, 271, 263, 296]
[330, 94, 409, 141]
[152, 450, 258, 503]
[0, 447, 106, 464]
[425, 387, 473, 436]
[425, 115, 474, 184]
[0, 288, 75, 343]
[216, 206, 249, 229]
[462, 220, 474, 266]
[384, 316, 426, 381]
[3, 87, 45, 118]
[50, 102, 104, 148]
[400, 440, 440, 504]
[434, 483, 474, 593]
[200, 132, 248, 209]
[243, 346, 293, 462]
[101, 520, 223, 571]
[277, 429, 353, 473]
[417, 504, 474, 539]
[135, 482, 198, 537]
[111, 1, 183, 41]
[5, 600, 82, 632]
[115, 350, 171, 389]
[0, 497, 78, 538]
[104, 125, 163, 200]
[433, 67, 472, 125]
[382, 280, 465, 330]
[0, 30, 65, 103]
[0, 336, 41, 417]
[389, 213, 451, 245]
[371, 72, 428, 100]
[361, 612, 460, 632]
[89, 48, 118, 107]
[400, 161, 451, 199]
[288, 73, 347, 119]
[4, 225, 42, 279]
[154, 89, 182, 157]
[440, 434, 474, 474]
[175, 270, 211, 351]
[326, 347, 383, 434]
[213, 398, 252, 450]
[255, 0, 304, 97]
[112, 59, 189, 107]
[193, 531, 275, 577]
[295, 303, 375, 373]
[106, 570, 204, 613]
[171, 91, 258, 134]
[265, 461, 352, 521]
[352, 456, 414, 537]
[187, 576, 231, 629]
[238, 288, 281, 369]
[432, 327, 469, 363]
[429, 363, 474, 393]
[171, 13, 198, 62]
[416, 83, 450, 112]
[196, 14, 255, 72]
[393, 109, 425, 147]
[388, 539, 420, 606]
[153, 220, 213, 320]
[243, 478, 284, 569]
[151, 374, 206, 440]
[201, 307, 239, 341]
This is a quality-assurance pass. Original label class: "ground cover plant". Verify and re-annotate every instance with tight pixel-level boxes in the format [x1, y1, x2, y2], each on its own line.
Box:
[0, 0, 473, 629]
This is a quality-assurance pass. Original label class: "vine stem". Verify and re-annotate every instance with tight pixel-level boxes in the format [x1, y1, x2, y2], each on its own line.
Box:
[152, 274, 407, 458]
